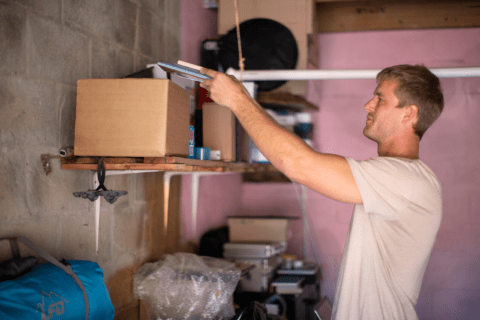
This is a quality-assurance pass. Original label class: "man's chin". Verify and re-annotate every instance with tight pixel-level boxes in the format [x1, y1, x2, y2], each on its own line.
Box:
[363, 127, 370, 137]
[363, 128, 378, 142]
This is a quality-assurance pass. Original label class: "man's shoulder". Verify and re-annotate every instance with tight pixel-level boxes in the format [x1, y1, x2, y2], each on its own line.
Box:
[352, 156, 432, 171]
[348, 156, 441, 191]
[347, 157, 442, 216]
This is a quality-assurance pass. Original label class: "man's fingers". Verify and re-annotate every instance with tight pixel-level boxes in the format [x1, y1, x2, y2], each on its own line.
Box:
[200, 67, 218, 78]
[199, 78, 211, 89]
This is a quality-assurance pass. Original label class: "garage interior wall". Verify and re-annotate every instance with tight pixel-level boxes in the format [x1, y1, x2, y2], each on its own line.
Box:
[1, 1, 479, 320]
[0, 1, 187, 319]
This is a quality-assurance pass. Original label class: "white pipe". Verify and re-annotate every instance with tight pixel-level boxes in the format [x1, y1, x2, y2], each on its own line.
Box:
[191, 174, 200, 239]
[300, 184, 310, 262]
[226, 66, 480, 81]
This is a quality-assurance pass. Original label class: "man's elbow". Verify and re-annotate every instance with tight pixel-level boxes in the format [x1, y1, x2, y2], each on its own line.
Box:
[277, 154, 311, 185]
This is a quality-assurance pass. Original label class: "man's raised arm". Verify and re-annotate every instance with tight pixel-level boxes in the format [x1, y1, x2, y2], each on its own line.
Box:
[200, 68, 362, 204]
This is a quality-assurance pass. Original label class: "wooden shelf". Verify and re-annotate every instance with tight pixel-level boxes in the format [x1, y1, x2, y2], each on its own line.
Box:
[243, 169, 291, 183]
[60, 156, 281, 174]
[256, 92, 318, 111]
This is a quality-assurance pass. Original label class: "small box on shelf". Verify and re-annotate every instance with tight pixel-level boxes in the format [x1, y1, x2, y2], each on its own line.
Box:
[202, 103, 237, 162]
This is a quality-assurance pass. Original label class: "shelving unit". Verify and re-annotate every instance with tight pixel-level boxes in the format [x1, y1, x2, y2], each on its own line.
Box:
[61, 155, 285, 254]
[59, 89, 318, 254]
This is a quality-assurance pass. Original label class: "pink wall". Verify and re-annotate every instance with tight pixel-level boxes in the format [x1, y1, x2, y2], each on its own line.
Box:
[181, 4, 480, 317]
[181, 0, 217, 66]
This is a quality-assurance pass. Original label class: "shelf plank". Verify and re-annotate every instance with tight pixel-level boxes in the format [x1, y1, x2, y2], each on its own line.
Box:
[256, 92, 318, 111]
[61, 156, 292, 182]
[61, 162, 191, 171]
[155, 156, 233, 167]
[60, 156, 266, 173]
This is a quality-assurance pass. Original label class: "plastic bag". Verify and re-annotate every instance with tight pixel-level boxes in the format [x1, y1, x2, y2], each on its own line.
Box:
[134, 253, 240, 320]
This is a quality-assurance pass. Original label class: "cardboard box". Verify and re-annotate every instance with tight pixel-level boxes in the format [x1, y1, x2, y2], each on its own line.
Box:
[228, 217, 290, 243]
[202, 103, 236, 162]
[74, 79, 190, 157]
[147, 63, 198, 117]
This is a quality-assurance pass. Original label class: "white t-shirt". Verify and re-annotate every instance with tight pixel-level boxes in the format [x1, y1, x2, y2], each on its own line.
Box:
[332, 157, 442, 320]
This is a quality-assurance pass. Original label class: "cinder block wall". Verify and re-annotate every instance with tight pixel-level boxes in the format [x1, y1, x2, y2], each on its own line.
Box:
[0, 1, 183, 318]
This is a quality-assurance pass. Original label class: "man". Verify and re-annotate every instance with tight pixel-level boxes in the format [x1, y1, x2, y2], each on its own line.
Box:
[200, 64, 444, 320]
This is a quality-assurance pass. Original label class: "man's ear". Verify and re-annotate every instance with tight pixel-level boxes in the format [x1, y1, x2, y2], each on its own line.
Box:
[402, 104, 418, 125]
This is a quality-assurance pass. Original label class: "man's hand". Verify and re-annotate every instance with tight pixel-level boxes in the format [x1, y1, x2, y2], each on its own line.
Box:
[199, 68, 252, 112]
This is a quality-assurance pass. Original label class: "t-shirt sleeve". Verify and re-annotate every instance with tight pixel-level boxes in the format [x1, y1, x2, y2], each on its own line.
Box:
[346, 157, 420, 220]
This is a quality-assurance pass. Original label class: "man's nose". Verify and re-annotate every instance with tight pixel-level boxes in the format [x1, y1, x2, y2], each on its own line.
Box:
[364, 98, 375, 112]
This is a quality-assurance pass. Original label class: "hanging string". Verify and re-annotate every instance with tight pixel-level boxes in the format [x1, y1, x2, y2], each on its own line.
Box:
[234, 0, 245, 81]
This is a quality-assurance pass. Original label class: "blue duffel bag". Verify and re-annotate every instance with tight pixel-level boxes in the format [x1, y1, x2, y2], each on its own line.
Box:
[0, 237, 114, 320]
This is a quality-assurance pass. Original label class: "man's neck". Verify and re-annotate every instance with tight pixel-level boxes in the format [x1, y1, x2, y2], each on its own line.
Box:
[377, 135, 420, 159]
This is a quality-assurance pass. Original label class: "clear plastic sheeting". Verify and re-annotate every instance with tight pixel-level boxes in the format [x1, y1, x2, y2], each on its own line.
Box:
[133, 253, 241, 320]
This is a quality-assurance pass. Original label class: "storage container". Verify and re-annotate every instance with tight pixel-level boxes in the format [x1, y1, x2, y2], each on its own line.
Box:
[74, 79, 189, 157]
[202, 103, 236, 162]
[223, 242, 286, 292]
[228, 216, 291, 243]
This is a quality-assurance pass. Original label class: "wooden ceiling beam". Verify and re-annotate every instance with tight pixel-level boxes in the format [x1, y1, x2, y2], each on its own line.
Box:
[314, 1, 480, 33]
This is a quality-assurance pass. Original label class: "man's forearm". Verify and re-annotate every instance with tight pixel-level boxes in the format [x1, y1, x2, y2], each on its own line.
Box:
[199, 68, 362, 203]
[231, 92, 313, 180]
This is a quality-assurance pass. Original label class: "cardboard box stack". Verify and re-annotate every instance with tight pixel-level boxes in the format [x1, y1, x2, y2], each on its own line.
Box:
[224, 216, 291, 292]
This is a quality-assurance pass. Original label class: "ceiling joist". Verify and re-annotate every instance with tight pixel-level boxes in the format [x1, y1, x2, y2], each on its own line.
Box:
[314, 1, 480, 33]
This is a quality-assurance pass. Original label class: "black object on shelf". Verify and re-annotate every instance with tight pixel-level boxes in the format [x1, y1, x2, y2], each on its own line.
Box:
[219, 18, 298, 92]
[201, 38, 222, 71]
[197, 226, 229, 258]
[124, 67, 154, 78]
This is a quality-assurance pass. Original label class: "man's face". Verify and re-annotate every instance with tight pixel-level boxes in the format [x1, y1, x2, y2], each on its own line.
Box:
[363, 79, 405, 143]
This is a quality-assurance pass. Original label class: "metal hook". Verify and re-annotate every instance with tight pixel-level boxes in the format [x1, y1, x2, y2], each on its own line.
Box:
[73, 157, 128, 204]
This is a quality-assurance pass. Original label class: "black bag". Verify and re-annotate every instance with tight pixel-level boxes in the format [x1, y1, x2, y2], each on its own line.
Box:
[0, 238, 38, 282]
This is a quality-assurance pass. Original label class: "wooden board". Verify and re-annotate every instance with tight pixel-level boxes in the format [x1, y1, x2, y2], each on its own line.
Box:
[315, 0, 480, 33]
[256, 92, 319, 111]
[61, 156, 253, 173]
[60, 156, 294, 181]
